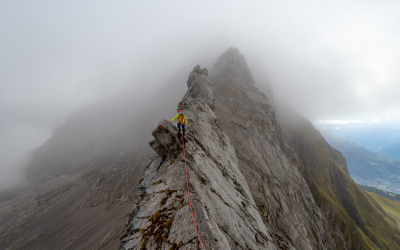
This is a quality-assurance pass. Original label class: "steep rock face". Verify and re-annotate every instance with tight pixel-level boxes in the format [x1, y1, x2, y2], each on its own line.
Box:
[121, 66, 280, 250]
[210, 48, 334, 249]
[278, 106, 363, 249]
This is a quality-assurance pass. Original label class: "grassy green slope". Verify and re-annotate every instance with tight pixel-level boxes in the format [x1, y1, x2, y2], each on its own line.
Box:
[368, 192, 400, 229]
[278, 105, 400, 250]
[359, 184, 400, 203]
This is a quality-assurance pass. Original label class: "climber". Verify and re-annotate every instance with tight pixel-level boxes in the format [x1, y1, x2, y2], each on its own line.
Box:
[171, 110, 187, 137]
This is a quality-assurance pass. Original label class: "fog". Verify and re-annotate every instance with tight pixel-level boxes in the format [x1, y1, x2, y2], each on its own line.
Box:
[1, 0, 400, 189]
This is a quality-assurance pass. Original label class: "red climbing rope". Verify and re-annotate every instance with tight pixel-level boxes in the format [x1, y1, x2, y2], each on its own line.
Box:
[182, 132, 205, 250]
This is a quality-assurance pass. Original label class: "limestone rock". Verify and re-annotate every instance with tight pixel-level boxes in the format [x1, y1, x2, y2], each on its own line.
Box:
[149, 119, 182, 157]
[120, 66, 280, 250]
[211, 48, 334, 249]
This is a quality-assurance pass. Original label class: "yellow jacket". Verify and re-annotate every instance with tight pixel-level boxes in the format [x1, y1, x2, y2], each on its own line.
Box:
[171, 114, 187, 124]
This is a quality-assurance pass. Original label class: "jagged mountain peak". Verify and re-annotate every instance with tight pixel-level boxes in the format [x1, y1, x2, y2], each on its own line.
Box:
[211, 47, 255, 87]
[121, 62, 333, 249]
[121, 65, 280, 249]
[179, 65, 214, 112]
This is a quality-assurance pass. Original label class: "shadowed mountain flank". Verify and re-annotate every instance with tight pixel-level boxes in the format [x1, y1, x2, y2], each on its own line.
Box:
[0, 99, 153, 249]
[278, 104, 400, 250]
[0, 88, 180, 249]
[0, 67, 190, 249]
[319, 129, 400, 193]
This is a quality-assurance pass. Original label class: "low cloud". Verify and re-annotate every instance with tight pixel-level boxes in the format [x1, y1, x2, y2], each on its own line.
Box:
[1, 0, 399, 188]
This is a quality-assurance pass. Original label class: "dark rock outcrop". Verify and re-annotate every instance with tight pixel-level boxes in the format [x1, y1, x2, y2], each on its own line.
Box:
[149, 119, 182, 157]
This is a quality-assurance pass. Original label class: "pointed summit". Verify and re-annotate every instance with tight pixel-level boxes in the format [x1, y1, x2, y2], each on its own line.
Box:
[211, 47, 255, 87]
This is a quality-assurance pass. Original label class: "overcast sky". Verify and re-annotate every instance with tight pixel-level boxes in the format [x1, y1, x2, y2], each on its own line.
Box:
[1, 0, 399, 188]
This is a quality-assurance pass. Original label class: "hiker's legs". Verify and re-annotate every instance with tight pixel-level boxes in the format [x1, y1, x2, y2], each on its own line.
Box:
[182, 124, 186, 136]
[177, 122, 182, 133]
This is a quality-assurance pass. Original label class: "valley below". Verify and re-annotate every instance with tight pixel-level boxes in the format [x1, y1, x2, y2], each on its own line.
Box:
[319, 128, 400, 194]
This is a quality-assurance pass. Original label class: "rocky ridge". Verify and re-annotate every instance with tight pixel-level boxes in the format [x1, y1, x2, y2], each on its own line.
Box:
[120, 50, 336, 249]
[121, 66, 281, 249]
